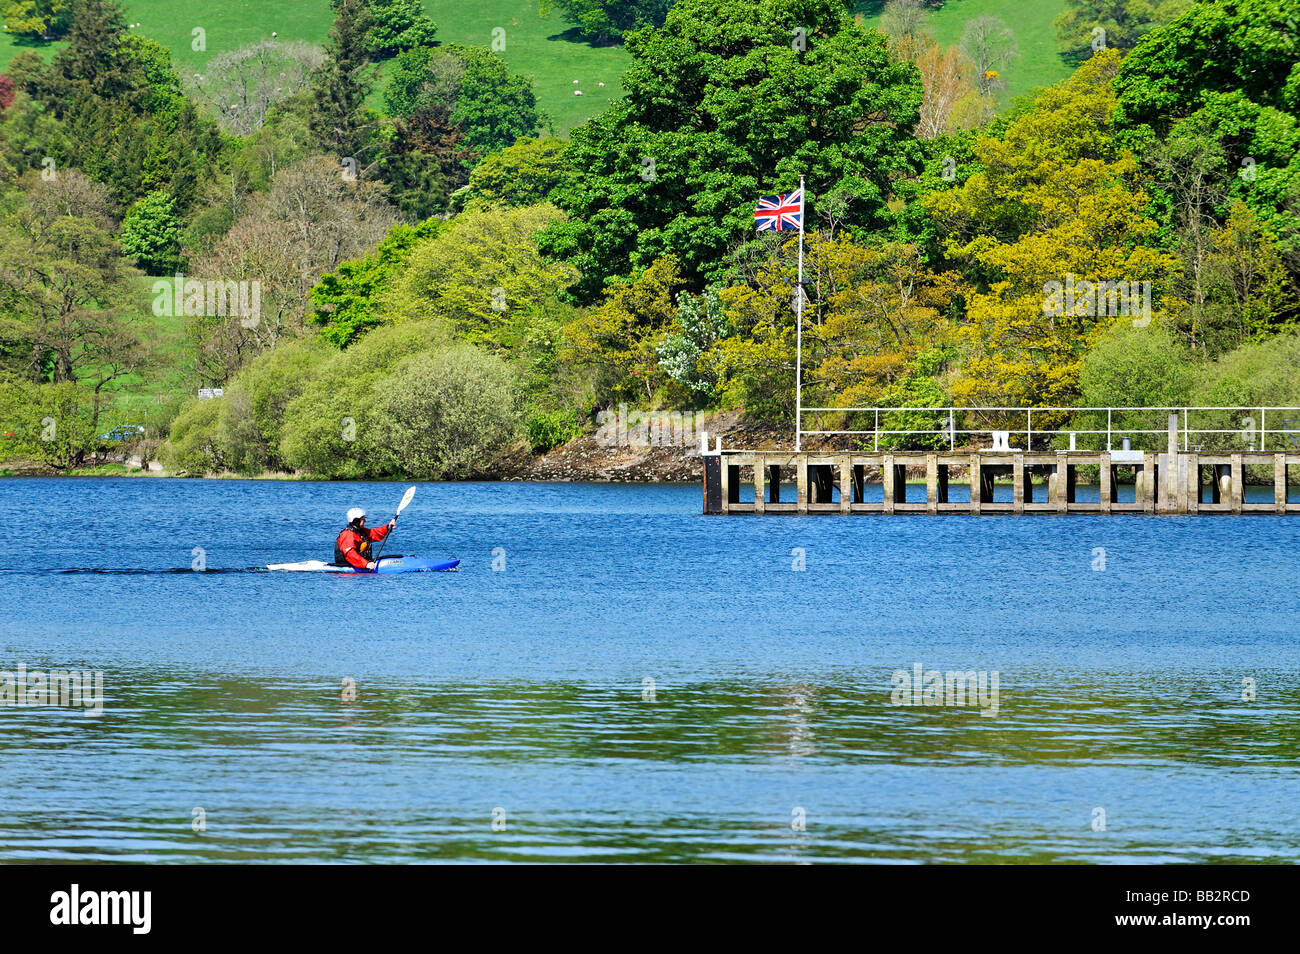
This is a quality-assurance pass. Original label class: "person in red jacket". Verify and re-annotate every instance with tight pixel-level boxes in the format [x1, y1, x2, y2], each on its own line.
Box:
[334, 507, 394, 570]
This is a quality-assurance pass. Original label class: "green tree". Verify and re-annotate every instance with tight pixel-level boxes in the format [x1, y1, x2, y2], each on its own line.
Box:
[277, 319, 448, 477]
[1077, 321, 1192, 410]
[119, 190, 183, 275]
[463, 136, 573, 208]
[539, 0, 924, 303]
[0, 170, 144, 393]
[311, 217, 444, 347]
[1054, 0, 1192, 61]
[382, 45, 439, 117]
[1, 0, 72, 39]
[543, 0, 676, 43]
[444, 46, 543, 156]
[383, 45, 542, 155]
[385, 203, 576, 348]
[0, 375, 101, 469]
[367, 0, 437, 58]
[1114, 0, 1300, 137]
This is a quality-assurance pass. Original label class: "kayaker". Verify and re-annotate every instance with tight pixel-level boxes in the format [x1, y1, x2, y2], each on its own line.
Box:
[334, 507, 395, 570]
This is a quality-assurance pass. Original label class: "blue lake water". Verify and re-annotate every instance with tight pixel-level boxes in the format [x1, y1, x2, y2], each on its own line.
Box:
[0, 476, 1297, 863]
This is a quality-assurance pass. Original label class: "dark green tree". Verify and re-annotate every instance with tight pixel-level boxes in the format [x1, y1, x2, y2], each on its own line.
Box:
[379, 102, 475, 222]
[309, 0, 379, 162]
[538, 0, 924, 303]
[384, 45, 543, 154]
[1054, 0, 1193, 62]
[1114, 0, 1300, 136]
[48, 0, 141, 108]
[545, 0, 676, 43]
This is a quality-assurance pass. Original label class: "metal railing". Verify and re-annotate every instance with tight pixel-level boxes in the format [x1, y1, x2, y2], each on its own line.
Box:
[797, 406, 1300, 452]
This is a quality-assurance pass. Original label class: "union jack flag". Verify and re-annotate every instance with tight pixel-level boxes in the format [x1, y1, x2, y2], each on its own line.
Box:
[754, 188, 803, 231]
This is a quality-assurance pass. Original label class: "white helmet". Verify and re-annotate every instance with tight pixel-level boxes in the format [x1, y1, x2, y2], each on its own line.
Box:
[346, 507, 366, 524]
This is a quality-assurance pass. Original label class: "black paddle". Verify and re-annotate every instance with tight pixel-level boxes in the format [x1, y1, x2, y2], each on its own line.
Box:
[370, 485, 416, 572]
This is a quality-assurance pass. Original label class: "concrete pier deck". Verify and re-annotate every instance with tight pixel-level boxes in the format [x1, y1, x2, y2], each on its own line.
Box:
[702, 450, 1300, 515]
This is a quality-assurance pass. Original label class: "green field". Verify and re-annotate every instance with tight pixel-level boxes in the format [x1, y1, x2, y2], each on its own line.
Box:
[857, 0, 1072, 105]
[2, 2, 1072, 130]
[1, 0, 628, 134]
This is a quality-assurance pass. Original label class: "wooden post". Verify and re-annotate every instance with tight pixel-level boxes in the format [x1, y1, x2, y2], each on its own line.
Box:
[1276, 453, 1288, 515]
[1056, 451, 1069, 513]
[839, 455, 851, 515]
[1142, 453, 1156, 513]
[753, 454, 765, 515]
[969, 454, 981, 515]
[883, 453, 895, 515]
[1099, 452, 1112, 515]
[1013, 453, 1025, 514]
[1230, 454, 1243, 515]
[926, 453, 938, 515]
[796, 460, 808, 514]
[1180, 454, 1190, 514]
[702, 455, 721, 514]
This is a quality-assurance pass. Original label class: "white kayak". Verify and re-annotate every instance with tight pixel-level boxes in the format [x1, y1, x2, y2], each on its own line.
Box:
[266, 556, 460, 573]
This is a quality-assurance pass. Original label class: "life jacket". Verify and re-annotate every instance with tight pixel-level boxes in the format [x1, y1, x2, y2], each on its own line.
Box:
[334, 524, 373, 566]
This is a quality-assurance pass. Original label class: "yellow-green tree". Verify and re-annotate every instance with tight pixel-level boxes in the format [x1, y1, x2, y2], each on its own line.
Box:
[708, 233, 959, 425]
[384, 203, 575, 350]
[560, 256, 683, 403]
[1, 0, 72, 39]
[925, 50, 1178, 414]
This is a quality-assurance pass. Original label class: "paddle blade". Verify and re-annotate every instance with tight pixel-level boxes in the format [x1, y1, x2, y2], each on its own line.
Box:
[396, 485, 416, 516]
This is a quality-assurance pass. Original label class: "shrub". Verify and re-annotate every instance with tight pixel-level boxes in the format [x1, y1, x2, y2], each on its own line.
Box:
[278, 321, 449, 477]
[370, 345, 522, 478]
[162, 396, 226, 474]
[526, 407, 581, 453]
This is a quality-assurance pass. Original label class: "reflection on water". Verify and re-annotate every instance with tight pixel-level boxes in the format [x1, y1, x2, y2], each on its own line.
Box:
[3, 667, 1297, 863]
[0, 477, 1298, 863]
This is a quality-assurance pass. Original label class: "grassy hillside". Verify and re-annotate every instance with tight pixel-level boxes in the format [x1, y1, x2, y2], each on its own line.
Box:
[425, 0, 628, 133]
[3, 2, 1073, 130]
[857, 0, 1072, 105]
[1, 0, 627, 134]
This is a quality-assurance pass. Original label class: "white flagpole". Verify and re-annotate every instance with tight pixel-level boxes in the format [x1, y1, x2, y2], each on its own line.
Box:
[795, 175, 804, 452]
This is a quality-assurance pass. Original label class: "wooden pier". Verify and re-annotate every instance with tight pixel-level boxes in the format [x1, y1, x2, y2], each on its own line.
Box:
[702, 450, 1300, 515]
